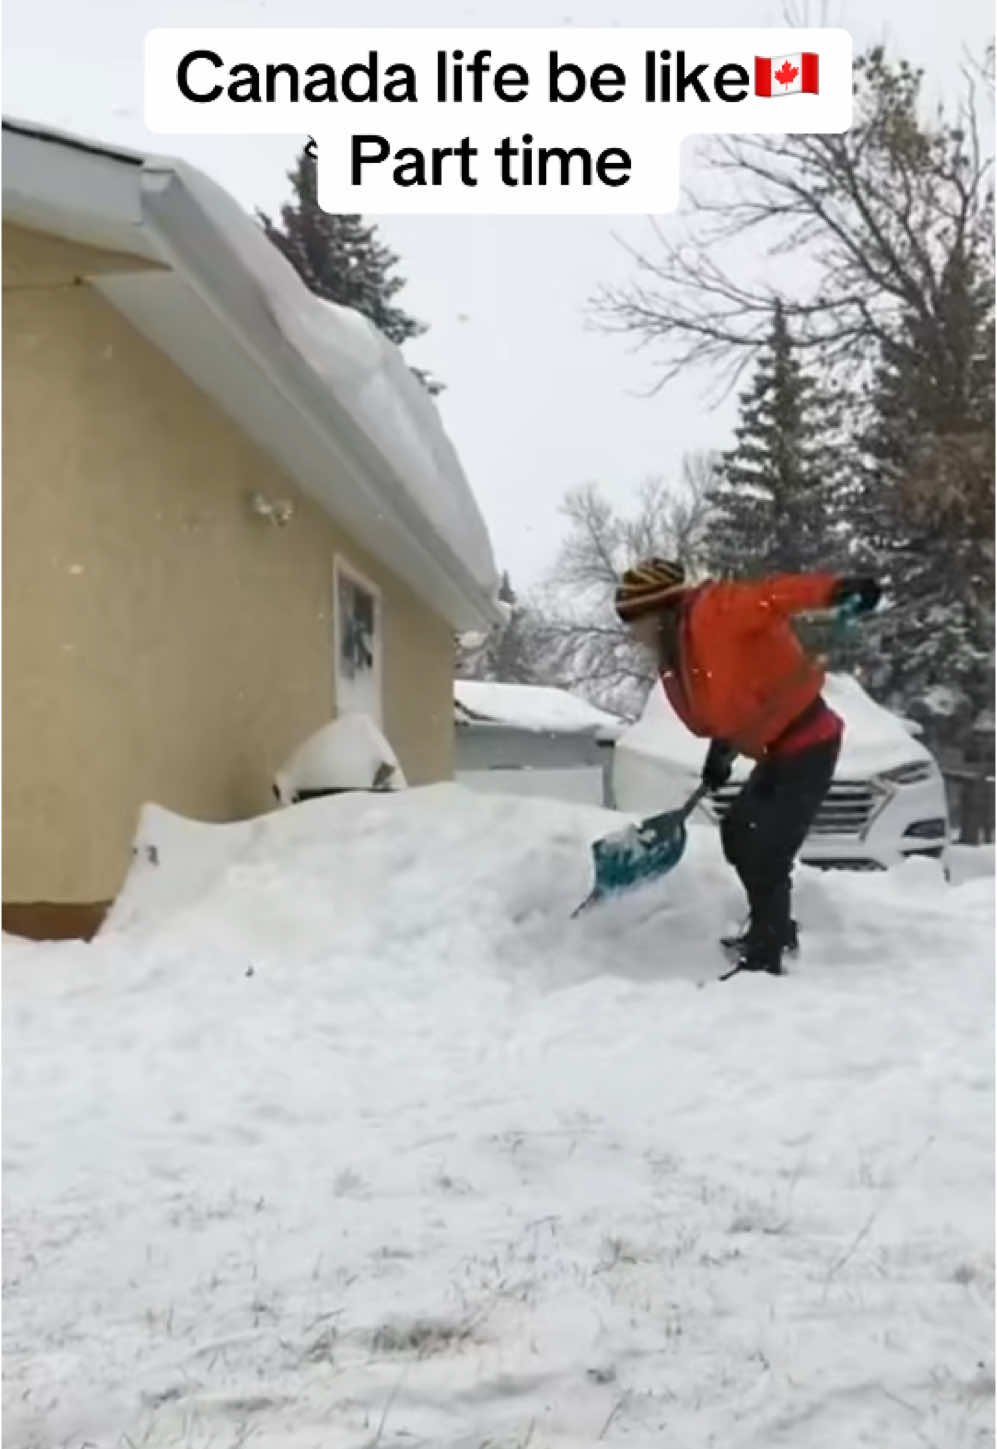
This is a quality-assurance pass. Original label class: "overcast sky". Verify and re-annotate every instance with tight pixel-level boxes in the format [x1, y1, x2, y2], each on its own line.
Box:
[4, 0, 991, 586]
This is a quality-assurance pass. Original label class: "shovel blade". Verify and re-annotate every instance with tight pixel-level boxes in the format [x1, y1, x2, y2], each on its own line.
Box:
[573, 808, 691, 915]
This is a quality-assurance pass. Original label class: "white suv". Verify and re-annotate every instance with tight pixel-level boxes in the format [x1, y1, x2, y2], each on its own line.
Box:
[612, 673, 949, 871]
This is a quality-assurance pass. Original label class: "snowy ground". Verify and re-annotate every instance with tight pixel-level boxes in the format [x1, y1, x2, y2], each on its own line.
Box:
[3, 785, 994, 1449]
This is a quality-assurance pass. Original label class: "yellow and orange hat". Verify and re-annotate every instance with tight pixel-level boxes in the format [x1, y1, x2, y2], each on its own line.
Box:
[615, 557, 687, 622]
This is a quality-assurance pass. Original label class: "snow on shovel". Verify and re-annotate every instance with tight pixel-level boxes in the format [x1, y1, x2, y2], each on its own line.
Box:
[572, 782, 710, 917]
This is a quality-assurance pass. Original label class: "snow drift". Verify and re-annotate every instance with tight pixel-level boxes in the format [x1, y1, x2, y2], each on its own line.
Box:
[4, 786, 993, 1449]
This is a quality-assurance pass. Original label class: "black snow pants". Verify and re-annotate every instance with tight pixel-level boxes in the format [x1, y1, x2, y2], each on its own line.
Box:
[720, 736, 840, 968]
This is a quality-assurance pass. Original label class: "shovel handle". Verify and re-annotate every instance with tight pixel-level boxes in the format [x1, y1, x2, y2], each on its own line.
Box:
[639, 781, 711, 836]
[680, 781, 712, 820]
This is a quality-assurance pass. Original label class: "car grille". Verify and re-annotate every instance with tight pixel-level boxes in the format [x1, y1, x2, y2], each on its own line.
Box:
[705, 779, 883, 839]
[802, 857, 885, 872]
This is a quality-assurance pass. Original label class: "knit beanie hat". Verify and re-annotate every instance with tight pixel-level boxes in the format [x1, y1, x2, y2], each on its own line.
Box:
[615, 557, 687, 622]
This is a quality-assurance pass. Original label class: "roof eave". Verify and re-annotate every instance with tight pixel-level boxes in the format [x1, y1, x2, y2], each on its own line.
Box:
[136, 164, 499, 630]
[1, 118, 502, 632]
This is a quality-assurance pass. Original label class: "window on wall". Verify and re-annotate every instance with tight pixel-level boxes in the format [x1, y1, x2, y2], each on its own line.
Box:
[333, 558, 383, 726]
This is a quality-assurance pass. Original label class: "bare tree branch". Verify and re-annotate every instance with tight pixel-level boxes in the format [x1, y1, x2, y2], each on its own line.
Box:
[535, 457, 720, 714]
[591, 48, 994, 397]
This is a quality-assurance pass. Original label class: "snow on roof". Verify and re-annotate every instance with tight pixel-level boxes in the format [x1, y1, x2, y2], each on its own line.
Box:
[1, 117, 500, 631]
[454, 681, 624, 739]
[164, 157, 497, 609]
[617, 672, 935, 778]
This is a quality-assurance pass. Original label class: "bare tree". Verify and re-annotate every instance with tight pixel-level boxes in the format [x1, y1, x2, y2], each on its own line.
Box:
[551, 453, 717, 593]
[534, 455, 718, 714]
[592, 48, 994, 396]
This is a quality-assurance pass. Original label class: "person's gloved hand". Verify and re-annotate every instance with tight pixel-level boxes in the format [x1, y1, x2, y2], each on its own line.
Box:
[832, 576, 882, 614]
[702, 739, 737, 792]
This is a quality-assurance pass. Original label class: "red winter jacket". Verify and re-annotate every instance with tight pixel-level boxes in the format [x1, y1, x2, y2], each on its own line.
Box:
[659, 574, 844, 760]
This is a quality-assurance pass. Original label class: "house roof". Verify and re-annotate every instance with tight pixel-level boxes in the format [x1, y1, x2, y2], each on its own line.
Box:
[454, 681, 625, 740]
[2, 117, 501, 631]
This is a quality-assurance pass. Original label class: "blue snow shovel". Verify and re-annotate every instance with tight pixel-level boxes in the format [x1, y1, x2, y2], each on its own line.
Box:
[572, 781, 711, 917]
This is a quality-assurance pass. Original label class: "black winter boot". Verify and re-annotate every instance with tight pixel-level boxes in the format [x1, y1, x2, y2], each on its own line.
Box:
[721, 919, 799, 958]
[719, 952, 785, 981]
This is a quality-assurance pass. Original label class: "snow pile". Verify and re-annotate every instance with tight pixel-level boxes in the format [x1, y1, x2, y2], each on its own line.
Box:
[273, 713, 407, 804]
[4, 786, 993, 1449]
[618, 672, 937, 788]
[949, 843, 996, 885]
[456, 680, 624, 737]
[170, 160, 498, 602]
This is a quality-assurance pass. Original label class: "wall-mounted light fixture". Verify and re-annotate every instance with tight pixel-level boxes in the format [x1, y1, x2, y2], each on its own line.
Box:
[249, 490, 295, 527]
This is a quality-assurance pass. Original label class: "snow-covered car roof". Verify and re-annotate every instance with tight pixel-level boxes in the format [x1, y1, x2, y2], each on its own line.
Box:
[2, 117, 500, 631]
[454, 681, 624, 740]
[617, 673, 935, 779]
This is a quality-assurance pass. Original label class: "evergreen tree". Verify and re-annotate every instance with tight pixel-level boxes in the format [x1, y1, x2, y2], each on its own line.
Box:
[259, 146, 441, 393]
[707, 302, 849, 580]
[456, 572, 545, 684]
[855, 242, 995, 752]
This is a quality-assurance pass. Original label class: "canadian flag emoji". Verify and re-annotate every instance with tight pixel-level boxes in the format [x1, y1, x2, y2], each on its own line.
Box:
[755, 53, 819, 96]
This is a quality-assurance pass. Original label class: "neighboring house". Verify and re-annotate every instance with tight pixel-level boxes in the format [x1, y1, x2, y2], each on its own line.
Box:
[2, 118, 500, 939]
[614, 673, 950, 871]
[454, 681, 624, 807]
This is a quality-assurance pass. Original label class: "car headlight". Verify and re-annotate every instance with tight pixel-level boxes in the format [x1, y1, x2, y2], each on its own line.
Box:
[878, 760, 935, 786]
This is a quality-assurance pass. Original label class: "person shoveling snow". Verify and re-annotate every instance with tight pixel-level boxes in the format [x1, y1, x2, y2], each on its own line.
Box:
[602, 557, 881, 977]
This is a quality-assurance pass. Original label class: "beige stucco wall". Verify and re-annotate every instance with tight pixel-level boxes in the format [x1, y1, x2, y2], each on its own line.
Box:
[2, 223, 455, 905]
